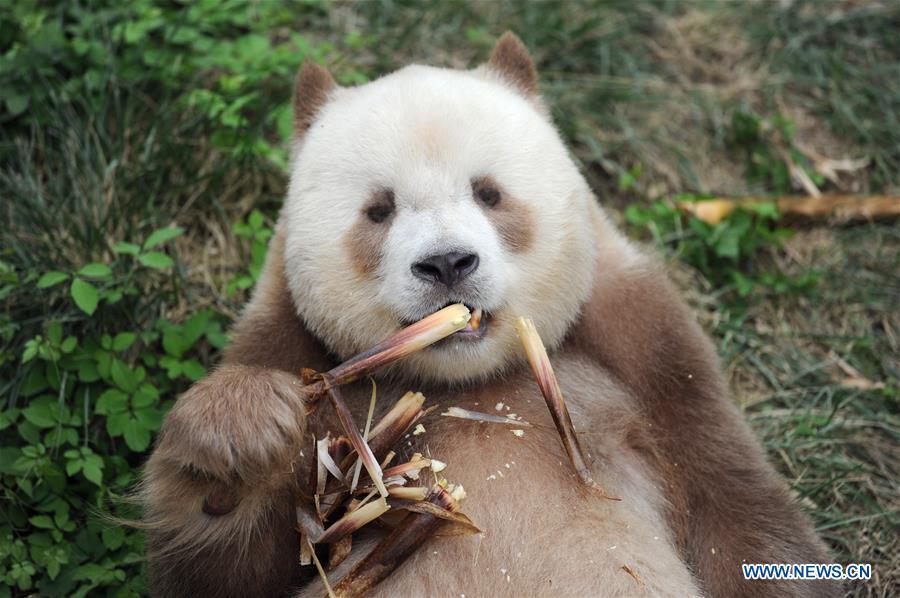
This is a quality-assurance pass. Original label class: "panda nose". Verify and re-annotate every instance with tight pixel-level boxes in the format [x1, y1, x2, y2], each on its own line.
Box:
[411, 252, 479, 286]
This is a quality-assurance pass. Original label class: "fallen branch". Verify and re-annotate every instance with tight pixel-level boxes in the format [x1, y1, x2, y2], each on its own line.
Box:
[677, 195, 900, 226]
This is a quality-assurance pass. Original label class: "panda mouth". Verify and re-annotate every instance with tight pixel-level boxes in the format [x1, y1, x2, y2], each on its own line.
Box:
[452, 305, 489, 340]
[403, 304, 490, 341]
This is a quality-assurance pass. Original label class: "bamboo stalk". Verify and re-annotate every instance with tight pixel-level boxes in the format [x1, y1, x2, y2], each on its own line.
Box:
[677, 194, 900, 225]
[330, 485, 460, 598]
[315, 498, 390, 545]
[303, 305, 470, 398]
[515, 317, 618, 500]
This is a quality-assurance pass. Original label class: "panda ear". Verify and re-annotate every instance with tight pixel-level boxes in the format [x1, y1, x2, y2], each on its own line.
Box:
[292, 60, 338, 138]
[486, 32, 539, 97]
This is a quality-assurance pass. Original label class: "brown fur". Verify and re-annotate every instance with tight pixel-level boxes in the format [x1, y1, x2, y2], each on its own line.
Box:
[224, 231, 333, 373]
[143, 223, 841, 597]
[473, 176, 535, 253]
[343, 190, 393, 277]
[568, 239, 839, 597]
[293, 60, 337, 137]
[487, 31, 539, 96]
[142, 233, 334, 597]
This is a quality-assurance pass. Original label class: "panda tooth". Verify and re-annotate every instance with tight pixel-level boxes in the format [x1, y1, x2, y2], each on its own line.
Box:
[470, 307, 483, 331]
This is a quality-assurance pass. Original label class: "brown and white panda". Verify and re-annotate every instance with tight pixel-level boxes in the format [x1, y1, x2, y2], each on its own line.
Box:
[141, 33, 840, 597]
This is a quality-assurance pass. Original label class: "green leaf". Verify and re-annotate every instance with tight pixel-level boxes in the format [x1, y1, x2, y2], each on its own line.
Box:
[112, 332, 136, 352]
[60, 336, 77, 353]
[182, 359, 207, 381]
[182, 310, 212, 347]
[29, 515, 55, 529]
[113, 242, 141, 255]
[110, 359, 138, 392]
[123, 419, 151, 452]
[47, 322, 63, 344]
[0, 447, 22, 474]
[70, 279, 99, 315]
[95, 389, 128, 415]
[714, 229, 740, 259]
[82, 461, 103, 485]
[162, 328, 186, 358]
[101, 526, 125, 550]
[106, 412, 129, 436]
[37, 272, 69, 289]
[143, 226, 184, 250]
[248, 209, 264, 231]
[77, 360, 100, 382]
[6, 93, 28, 116]
[65, 459, 83, 476]
[138, 252, 174, 269]
[77, 263, 112, 279]
[22, 398, 57, 428]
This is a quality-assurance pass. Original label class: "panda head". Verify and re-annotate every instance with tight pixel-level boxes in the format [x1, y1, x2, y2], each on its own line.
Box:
[281, 33, 607, 384]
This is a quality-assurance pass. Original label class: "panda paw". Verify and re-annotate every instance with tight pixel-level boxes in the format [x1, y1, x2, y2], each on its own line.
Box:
[153, 364, 311, 485]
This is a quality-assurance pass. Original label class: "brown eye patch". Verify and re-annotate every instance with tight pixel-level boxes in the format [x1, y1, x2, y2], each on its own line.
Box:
[471, 176, 534, 253]
[364, 189, 395, 223]
[472, 177, 501, 208]
[345, 189, 394, 277]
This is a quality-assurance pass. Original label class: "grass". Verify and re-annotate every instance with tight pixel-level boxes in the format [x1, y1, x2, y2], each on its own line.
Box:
[702, 225, 898, 596]
[1, 1, 897, 595]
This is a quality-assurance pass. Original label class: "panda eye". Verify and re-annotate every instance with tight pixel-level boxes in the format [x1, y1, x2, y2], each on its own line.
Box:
[472, 179, 501, 208]
[365, 190, 395, 223]
[366, 204, 393, 223]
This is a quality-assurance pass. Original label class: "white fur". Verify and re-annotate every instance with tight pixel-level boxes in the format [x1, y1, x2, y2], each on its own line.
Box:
[282, 65, 599, 384]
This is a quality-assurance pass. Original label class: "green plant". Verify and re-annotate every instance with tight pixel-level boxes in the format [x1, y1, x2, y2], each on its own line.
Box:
[728, 110, 824, 194]
[624, 198, 819, 297]
[227, 209, 273, 297]
[0, 226, 229, 596]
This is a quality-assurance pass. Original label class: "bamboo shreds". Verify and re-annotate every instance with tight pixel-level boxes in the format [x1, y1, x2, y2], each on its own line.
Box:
[387, 486, 429, 501]
[515, 317, 618, 500]
[350, 380, 379, 492]
[379, 451, 396, 468]
[383, 455, 431, 480]
[440, 406, 532, 427]
[349, 489, 378, 513]
[330, 485, 461, 598]
[368, 392, 425, 442]
[325, 383, 388, 498]
[398, 500, 481, 537]
[308, 536, 336, 598]
[316, 498, 390, 544]
[293, 305, 484, 597]
[621, 564, 645, 587]
[368, 398, 428, 461]
[317, 437, 345, 482]
[303, 305, 470, 397]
